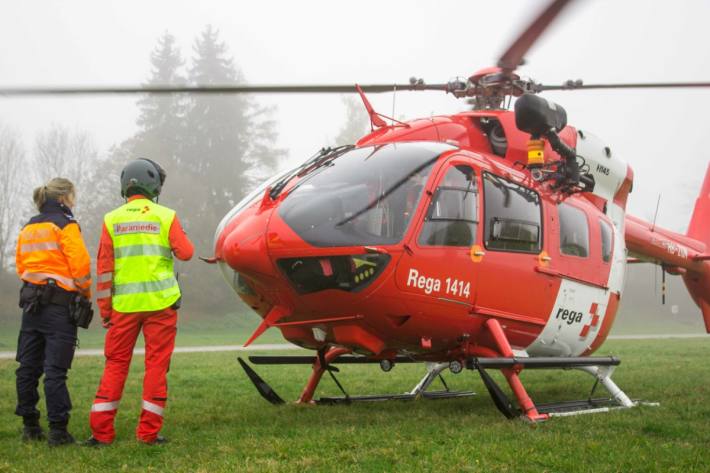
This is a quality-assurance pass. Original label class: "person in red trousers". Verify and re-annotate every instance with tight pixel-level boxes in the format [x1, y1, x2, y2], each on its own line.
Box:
[85, 159, 193, 446]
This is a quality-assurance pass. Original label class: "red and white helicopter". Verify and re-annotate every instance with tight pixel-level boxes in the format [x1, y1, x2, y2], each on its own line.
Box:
[206, 0, 710, 420]
[4, 0, 709, 421]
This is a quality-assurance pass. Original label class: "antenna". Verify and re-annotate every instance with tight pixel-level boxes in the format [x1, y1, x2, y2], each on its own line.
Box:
[391, 84, 397, 127]
[650, 193, 666, 305]
[662, 266, 666, 305]
[651, 193, 662, 232]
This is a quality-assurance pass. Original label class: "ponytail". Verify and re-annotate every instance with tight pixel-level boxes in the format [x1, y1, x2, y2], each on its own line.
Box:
[33, 178, 75, 211]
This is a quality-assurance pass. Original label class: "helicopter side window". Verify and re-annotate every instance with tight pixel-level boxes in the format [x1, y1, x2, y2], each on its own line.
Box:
[600, 219, 613, 263]
[558, 203, 590, 257]
[419, 165, 478, 247]
[483, 173, 541, 253]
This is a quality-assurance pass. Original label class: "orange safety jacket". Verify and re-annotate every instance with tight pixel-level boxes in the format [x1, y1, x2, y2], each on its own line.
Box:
[15, 199, 92, 297]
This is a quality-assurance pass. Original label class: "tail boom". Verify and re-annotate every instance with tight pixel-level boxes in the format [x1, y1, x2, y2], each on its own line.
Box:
[624, 216, 706, 271]
[625, 163, 710, 332]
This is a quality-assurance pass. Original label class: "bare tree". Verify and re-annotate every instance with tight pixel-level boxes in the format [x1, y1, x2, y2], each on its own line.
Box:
[32, 124, 118, 255]
[34, 124, 98, 190]
[0, 124, 28, 271]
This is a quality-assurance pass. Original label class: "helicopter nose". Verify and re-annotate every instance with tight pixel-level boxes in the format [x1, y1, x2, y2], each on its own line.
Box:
[220, 215, 275, 279]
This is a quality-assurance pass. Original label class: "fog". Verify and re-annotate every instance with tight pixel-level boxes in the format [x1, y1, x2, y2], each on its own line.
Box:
[1, 0, 708, 327]
[1, 0, 708, 228]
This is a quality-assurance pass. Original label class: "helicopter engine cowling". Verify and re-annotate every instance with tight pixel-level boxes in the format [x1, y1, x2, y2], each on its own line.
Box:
[514, 93, 567, 137]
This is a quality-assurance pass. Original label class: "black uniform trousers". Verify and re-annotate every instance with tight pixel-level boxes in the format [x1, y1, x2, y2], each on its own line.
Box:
[15, 302, 77, 425]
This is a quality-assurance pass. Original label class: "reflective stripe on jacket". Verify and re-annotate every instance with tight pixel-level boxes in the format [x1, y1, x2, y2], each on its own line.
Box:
[16, 199, 92, 296]
[105, 198, 180, 312]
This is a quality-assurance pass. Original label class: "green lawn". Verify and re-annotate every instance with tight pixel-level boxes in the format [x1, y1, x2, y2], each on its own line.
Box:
[0, 312, 287, 352]
[0, 339, 709, 472]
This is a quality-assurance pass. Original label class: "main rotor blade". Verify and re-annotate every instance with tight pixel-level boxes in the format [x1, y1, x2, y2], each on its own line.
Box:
[538, 81, 710, 91]
[498, 0, 573, 74]
[0, 83, 450, 97]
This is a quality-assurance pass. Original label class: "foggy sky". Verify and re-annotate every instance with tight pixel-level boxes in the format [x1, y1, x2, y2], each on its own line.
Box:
[1, 0, 709, 233]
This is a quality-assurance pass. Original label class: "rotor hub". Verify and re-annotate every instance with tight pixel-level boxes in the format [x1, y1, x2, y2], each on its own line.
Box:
[446, 67, 540, 110]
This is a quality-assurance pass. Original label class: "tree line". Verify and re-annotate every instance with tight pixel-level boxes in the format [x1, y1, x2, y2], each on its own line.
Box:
[0, 24, 380, 321]
[0, 26, 291, 318]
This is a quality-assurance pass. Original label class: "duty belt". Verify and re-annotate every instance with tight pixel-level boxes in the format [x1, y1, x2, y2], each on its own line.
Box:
[22, 281, 75, 307]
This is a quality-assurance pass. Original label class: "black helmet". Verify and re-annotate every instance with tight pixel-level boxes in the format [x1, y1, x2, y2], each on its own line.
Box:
[120, 159, 167, 199]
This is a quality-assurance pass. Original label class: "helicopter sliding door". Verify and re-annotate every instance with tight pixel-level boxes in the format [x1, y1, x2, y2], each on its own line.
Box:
[473, 172, 556, 347]
[525, 200, 618, 357]
[394, 158, 480, 347]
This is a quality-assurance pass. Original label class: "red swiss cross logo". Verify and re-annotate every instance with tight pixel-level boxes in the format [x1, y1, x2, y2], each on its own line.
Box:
[579, 302, 602, 338]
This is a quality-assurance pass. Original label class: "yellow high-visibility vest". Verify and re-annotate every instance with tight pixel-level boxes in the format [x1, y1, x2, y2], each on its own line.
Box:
[105, 198, 180, 312]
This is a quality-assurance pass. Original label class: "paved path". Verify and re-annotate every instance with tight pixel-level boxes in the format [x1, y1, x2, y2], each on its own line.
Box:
[1, 334, 707, 360]
[0, 343, 298, 360]
[607, 333, 709, 340]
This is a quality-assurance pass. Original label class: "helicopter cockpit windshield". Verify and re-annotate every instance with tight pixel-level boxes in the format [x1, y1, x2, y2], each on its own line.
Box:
[279, 142, 455, 247]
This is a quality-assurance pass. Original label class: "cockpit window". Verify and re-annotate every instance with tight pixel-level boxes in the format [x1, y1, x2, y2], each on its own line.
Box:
[279, 142, 454, 247]
[419, 165, 478, 247]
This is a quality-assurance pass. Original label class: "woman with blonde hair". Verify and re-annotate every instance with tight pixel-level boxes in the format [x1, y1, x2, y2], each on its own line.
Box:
[15, 177, 92, 446]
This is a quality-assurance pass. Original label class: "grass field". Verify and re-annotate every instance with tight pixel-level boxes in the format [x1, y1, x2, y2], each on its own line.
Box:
[0, 338, 709, 472]
[0, 312, 287, 351]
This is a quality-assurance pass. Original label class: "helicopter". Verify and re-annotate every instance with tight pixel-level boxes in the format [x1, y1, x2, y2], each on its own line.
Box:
[205, 0, 710, 421]
[3, 0, 709, 422]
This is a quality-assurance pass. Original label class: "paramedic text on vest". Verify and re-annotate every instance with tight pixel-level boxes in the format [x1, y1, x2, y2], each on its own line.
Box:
[86, 159, 193, 446]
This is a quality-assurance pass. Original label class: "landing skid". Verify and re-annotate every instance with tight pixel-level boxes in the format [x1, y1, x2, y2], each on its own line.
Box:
[537, 398, 638, 417]
[468, 356, 653, 420]
[318, 390, 476, 404]
[237, 348, 656, 420]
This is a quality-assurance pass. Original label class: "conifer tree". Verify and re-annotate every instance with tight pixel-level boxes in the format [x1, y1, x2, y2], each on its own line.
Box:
[105, 27, 285, 317]
[133, 31, 187, 170]
[185, 25, 283, 216]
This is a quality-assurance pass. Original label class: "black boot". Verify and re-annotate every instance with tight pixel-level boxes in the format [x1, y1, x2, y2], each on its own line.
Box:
[47, 422, 75, 447]
[82, 436, 110, 447]
[21, 415, 45, 442]
[140, 434, 168, 445]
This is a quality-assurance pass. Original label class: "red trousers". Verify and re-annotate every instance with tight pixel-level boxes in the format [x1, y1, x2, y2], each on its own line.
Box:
[89, 308, 177, 443]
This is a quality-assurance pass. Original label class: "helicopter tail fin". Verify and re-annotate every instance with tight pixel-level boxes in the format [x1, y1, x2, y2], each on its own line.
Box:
[683, 163, 710, 332]
[686, 163, 710, 249]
